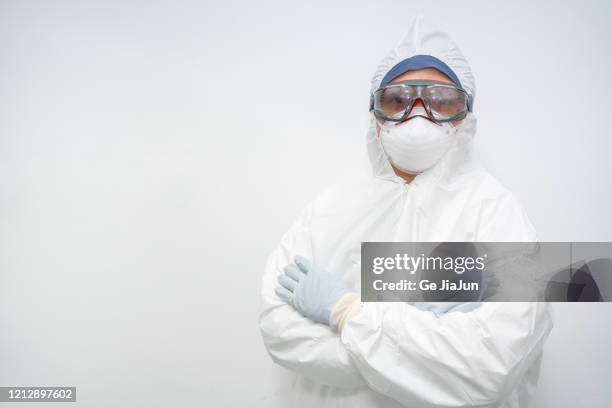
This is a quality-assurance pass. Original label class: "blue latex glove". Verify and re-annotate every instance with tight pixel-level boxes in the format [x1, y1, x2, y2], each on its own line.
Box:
[275, 256, 351, 326]
[411, 302, 483, 316]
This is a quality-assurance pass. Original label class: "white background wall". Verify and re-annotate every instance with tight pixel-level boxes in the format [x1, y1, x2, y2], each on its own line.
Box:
[1, 0, 611, 406]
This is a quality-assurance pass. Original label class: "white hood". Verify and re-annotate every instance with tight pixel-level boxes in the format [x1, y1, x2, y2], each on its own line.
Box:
[367, 16, 478, 186]
[370, 15, 476, 97]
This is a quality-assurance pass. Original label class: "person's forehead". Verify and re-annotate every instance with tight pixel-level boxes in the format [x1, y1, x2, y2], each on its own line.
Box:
[390, 68, 454, 85]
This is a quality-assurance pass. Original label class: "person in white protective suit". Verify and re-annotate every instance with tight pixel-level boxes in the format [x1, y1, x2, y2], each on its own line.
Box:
[259, 16, 553, 408]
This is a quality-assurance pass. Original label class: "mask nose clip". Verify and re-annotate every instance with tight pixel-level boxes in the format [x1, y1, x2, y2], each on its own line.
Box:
[401, 99, 431, 123]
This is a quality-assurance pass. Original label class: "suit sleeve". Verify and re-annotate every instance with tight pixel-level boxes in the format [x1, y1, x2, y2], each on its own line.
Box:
[339, 192, 553, 407]
[259, 204, 365, 388]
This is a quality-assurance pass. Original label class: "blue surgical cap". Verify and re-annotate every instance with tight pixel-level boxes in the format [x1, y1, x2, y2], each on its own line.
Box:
[379, 54, 462, 89]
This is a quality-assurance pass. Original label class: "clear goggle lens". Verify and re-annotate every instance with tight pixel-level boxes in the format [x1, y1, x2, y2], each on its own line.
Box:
[372, 83, 469, 122]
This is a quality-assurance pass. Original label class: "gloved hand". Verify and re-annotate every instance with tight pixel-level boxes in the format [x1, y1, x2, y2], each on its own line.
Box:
[275, 256, 351, 326]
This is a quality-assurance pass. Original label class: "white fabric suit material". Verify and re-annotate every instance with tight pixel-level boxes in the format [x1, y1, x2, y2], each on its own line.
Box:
[260, 16, 552, 408]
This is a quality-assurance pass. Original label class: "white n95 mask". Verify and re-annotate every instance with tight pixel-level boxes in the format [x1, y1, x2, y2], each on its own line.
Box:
[378, 107, 457, 174]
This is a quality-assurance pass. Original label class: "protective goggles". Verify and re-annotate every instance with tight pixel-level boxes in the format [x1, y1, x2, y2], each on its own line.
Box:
[370, 80, 473, 123]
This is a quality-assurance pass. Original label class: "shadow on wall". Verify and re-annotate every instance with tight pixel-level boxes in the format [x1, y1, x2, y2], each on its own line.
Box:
[545, 259, 612, 301]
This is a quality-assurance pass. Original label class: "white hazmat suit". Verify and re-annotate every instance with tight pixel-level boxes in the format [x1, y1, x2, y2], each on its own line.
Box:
[260, 16, 553, 408]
